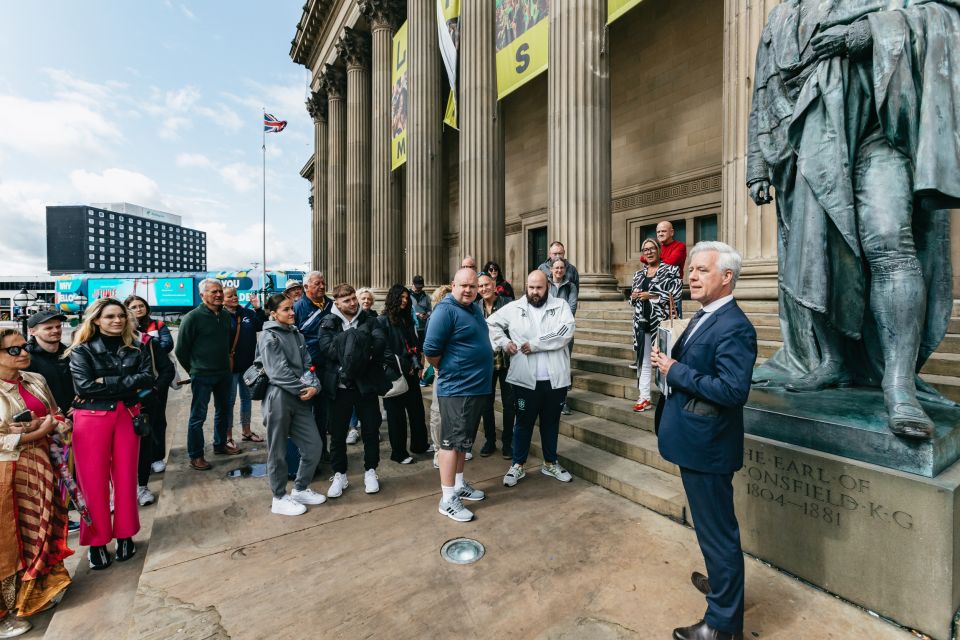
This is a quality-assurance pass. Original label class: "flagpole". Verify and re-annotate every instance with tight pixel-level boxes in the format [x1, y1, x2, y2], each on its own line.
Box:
[262, 108, 267, 304]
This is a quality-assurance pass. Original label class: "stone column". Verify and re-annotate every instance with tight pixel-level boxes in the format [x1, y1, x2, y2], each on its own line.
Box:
[459, 0, 504, 267]
[548, 0, 620, 300]
[320, 64, 348, 285]
[306, 89, 328, 271]
[406, 0, 445, 286]
[360, 0, 405, 294]
[337, 29, 373, 287]
[721, 0, 779, 299]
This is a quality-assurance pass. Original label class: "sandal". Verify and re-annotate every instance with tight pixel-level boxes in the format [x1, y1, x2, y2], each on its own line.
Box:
[241, 432, 264, 443]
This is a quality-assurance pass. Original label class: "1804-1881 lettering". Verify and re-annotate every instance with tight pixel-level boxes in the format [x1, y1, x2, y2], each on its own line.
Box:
[741, 448, 914, 531]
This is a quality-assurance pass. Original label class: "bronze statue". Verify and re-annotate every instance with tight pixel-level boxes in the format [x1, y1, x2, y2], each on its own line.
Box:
[747, 0, 960, 439]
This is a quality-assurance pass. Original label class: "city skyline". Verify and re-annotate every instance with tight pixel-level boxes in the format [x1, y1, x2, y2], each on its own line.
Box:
[0, 1, 314, 275]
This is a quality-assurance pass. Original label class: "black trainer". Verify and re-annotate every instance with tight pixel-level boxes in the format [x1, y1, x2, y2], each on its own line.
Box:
[116, 538, 136, 562]
[479, 441, 497, 457]
[501, 445, 513, 460]
[88, 545, 112, 570]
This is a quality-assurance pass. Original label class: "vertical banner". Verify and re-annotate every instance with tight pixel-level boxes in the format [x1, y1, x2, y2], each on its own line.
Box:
[391, 21, 409, 170]
[495, 0, 549, 99]
[608, 0, 643, 24]
[437, 0, 460, 129]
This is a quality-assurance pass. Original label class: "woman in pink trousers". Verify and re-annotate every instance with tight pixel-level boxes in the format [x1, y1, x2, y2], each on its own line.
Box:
[66, 298, 154, 570]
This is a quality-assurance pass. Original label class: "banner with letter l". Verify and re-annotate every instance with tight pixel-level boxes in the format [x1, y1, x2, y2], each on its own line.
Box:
[391, 21, 409, 170]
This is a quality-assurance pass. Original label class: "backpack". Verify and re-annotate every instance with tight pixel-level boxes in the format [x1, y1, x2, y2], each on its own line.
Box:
[335, 323, 374, 381]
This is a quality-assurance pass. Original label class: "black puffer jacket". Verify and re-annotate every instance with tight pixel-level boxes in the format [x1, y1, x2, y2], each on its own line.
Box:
[69, 334, 155, 410]
[24, 339, 75, 412]
[317, 309, 389, 399]
[378, 314, 421, 378]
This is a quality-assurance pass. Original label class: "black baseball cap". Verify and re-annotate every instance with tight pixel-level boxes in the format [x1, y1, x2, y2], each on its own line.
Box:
[27, 310, 68, 329]
[413, 275, 425, 285]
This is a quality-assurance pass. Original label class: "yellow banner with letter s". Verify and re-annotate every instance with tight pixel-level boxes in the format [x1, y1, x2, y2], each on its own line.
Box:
[391, 21, 408, 170]
[495, 0, 549, 100]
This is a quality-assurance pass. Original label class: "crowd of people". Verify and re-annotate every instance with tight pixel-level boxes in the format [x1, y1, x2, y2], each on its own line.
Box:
[0, 225, 756, 640]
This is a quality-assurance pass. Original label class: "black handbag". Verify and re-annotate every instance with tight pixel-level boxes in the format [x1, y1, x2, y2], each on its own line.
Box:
[243, 363, 269, 401]
[128, 407, 151, 438]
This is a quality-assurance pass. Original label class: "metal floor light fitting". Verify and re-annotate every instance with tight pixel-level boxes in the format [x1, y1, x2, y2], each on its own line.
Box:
[440, 538, 485, 565]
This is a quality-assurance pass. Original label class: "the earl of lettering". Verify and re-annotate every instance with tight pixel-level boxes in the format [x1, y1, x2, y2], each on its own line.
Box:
[748, 0, 960, 439]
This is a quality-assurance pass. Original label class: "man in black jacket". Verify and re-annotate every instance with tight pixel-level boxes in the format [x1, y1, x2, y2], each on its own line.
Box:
[317, 283, 389, 498]
[25, 310, 75, 413]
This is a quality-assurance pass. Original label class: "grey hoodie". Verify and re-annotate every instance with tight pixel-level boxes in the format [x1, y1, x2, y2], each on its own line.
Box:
[256, 321, 318, 396]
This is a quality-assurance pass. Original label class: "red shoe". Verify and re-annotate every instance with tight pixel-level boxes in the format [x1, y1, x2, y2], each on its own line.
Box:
[633, 400, 651, 412]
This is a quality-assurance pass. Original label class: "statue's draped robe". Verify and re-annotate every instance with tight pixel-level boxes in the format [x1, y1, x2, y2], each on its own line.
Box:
[749, 0, 960, 384]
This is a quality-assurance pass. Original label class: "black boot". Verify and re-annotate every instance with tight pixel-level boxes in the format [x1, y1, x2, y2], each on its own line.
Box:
[116, 537, 137, 562]
[88, 545, 112, 570]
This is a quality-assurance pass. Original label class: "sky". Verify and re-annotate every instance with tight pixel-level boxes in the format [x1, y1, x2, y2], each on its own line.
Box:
[0, 1, 315, 276]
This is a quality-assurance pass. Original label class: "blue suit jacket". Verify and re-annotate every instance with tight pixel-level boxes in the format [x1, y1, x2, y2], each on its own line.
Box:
[656, 300, 757, 474]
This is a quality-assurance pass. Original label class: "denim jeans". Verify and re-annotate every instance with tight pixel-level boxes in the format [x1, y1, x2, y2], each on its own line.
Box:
[187, 373, 232, 459]
[219, 372, 252, 431]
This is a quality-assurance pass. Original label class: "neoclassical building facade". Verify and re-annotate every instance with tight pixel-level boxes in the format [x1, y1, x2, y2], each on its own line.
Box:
[290, 0, 959, 301]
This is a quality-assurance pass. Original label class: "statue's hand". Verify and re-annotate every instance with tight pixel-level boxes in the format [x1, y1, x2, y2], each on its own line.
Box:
[811, 25, 849, 59]
[749, 180, 773, 206]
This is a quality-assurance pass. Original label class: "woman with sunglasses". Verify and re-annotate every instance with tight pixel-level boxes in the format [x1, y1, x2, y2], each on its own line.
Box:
[0, 329, 73, 638]
[482, 261, 515, 301]
[66, 298, 154, 570]
[630, 238, 682, 412]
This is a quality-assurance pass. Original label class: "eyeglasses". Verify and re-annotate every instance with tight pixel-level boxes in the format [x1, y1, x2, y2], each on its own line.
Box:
[3, 345, 27, 356]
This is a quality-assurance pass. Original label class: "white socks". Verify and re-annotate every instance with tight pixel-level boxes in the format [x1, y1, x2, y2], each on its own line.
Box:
[454, 473, 464, 490]
[441, 485, 456, 501]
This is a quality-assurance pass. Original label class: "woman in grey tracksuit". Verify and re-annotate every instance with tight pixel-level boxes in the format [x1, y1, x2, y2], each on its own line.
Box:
[257, 294, 327, 516]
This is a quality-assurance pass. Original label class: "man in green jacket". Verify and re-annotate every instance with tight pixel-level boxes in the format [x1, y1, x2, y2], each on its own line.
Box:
[175, 278, 241, 470]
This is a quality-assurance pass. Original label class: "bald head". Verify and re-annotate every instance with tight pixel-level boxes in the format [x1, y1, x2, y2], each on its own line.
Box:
[526, 270, 549, 307]
[461, 255, 477, 271]
[451, 268, 479, 305]
[656, 221, 675, 244]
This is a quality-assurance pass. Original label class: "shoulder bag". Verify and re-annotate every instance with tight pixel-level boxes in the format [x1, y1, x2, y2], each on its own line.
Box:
[382, 355, 409, 398]
[243, 362, 269, 401]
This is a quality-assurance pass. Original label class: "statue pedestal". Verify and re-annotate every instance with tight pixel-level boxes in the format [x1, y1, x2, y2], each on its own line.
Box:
[744, 387, 960, 477]
[738, 389, 960, 638]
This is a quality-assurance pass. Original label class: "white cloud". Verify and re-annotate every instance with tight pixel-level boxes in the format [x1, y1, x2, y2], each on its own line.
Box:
[0, 95, 121, 159]
[194, 220, 308, 271]
[0, 179, 56, 274]
[179, 4, 196, 20]
[218, 162, 259, 193]
[145, 85, 243, 138]
[175, 153, 213, 169]
[69, 168, 160, 204]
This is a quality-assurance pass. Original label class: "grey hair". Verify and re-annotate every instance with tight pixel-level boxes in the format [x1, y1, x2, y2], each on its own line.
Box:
[198, 278, 222, 293]
[356, 287, 375, 300]
[689, 241, 742, 287]
[306, 270, 324, 283]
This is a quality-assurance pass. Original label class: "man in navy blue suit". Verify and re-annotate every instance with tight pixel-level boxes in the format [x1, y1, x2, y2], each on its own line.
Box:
[653, 241, 757, 640]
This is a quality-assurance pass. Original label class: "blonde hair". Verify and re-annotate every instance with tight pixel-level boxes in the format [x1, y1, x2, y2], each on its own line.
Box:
[223, 286, 238, 296]
[65, 297, 137, 356]
[356, 287, 375, 302]
[432, 285, 452, 306]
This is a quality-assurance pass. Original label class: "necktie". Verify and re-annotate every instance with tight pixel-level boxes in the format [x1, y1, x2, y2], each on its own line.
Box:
[675, 309, 706, 353]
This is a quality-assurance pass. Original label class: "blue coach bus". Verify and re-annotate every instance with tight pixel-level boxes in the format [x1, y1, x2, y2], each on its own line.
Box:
[54, 269, 305, 314]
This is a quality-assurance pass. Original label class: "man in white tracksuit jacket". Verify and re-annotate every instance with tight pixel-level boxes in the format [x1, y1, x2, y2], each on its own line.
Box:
[487, 270, 576, 487]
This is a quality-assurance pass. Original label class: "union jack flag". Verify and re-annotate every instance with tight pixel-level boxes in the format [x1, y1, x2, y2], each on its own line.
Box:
[263, 112, 287, 133]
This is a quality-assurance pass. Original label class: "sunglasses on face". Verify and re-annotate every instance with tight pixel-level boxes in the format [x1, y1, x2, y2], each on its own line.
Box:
[3, 345, 27, 356]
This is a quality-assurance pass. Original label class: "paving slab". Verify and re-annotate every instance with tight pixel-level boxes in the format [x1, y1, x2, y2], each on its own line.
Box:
[33, 386, 920, 639]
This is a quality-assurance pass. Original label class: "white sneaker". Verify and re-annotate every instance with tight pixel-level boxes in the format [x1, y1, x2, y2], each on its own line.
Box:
[346, 428, 360, 445]
[465, 452, 473, 461]
[503, 463, 526, 487]
[457, 480, 485, 501]
[150, 460, 166, 473]
[271, 495, 307, 516]
[438, 495, 474, 522]
[364, 469, 380, 494]
[327, 472, 348, 498]
[137, 486, 155, 506]
[291, 487, 327, 505]
[0, 616, 32, 637]
[542, 462, 573, 482]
